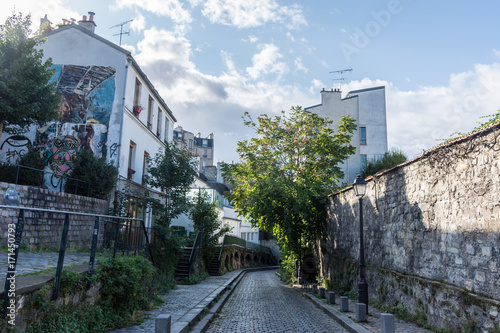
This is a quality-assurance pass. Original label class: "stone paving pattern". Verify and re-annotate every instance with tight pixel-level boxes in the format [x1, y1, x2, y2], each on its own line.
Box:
[109, 269, 243, 333]
[206, 270, 349, 333]
[0, 252, 92, 279]
[298, 285, 434, 333]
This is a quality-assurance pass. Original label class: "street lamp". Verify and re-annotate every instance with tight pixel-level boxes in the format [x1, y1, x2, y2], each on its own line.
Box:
[353, 174, 368, 314]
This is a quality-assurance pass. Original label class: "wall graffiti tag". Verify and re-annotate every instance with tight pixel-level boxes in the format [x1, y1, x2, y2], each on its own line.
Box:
[0, 135, 32, 163]
[44, 135, 79, 189]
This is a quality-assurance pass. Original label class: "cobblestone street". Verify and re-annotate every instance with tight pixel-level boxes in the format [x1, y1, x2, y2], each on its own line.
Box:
[206, 270, 349, 333]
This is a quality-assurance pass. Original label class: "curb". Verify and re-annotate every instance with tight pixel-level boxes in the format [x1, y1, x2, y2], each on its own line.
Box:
[290, 285, 371, 333]
[174, 266, 278, 333]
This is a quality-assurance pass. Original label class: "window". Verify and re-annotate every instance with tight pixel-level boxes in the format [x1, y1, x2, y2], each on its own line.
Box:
[142, 151, 149, 185]
[188, 139, 193, 149]
[147, 96, 154, 130]
[133, 79, 141, 108]
[157, 108, 162, 137]
[360, 127, 366, 145]
[202, 139, 208, 147]
[203, 149, 208, 158]
[164, 118, 169, 142]
[361, 154, 367, 169]
[128, 141, 137, 180]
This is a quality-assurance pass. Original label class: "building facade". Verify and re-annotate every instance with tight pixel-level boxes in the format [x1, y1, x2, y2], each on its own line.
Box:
[305, 86, 388, 184]
[0, 15, 175, 228]
[173, 126, 214, 173]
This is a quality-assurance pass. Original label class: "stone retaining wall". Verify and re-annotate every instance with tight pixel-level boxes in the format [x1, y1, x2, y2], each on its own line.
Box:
[318, 123, 500, 332]
[0, 182, 109, 250]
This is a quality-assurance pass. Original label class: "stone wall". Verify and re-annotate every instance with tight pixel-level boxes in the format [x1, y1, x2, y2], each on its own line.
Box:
[318, 123, 500, 332]
[0, 182, 109, 250]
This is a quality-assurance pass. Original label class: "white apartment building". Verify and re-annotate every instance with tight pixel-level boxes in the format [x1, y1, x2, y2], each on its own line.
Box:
[305, 86, 388, 184]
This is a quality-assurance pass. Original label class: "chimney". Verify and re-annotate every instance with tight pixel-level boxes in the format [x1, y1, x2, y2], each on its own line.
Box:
[78, 11, 97, 33]
[39, 14, 52, 34]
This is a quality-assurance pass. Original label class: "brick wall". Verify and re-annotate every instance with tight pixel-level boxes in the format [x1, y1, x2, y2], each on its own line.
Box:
[318, 123, 500, 331]
[0, 182, 109, 250]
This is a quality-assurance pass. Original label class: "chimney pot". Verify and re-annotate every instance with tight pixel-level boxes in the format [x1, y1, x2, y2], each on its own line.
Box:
[88, 11, 95, 21]
[83, 15, 87, 21]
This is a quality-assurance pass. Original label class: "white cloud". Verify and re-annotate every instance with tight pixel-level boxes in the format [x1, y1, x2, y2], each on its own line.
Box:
[246, 44, 289, 79]
[3, 0, 79, 33]
[286, 31, 295, 42]
[112, 0, 192, 24]
[493, 49, 500, 58]
[342, 63, 500, 159]
[294, 57, 307, 73]
[201, 0, 307, 29]
[130, 12, 146, 32]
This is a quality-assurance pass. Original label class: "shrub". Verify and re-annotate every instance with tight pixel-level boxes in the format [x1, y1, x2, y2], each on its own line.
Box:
[361, 148, 407, 178]
[0, 147, 46, 186]
[64, 148, 118, 199]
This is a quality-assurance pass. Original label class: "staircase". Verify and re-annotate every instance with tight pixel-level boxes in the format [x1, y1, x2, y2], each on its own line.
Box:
[174, 247, 193, 281]
[208, 246, 222, 276]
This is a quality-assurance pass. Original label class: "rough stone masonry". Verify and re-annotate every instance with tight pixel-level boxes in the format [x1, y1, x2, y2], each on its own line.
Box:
[318, 122, 500, 332]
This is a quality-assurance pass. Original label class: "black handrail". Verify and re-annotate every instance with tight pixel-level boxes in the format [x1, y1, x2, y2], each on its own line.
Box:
[187, 231, 202, 275]
[2, 163, 92, 197]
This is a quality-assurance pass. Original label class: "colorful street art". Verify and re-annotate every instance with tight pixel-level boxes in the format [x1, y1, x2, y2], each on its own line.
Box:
[0, 64, 117, 192]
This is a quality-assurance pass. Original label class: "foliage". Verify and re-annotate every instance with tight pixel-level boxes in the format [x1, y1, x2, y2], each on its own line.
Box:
[190, 191, 232, 268]
[223, 107, 356, 261]
[21, 255, 170, 333]
[0, 12, 59, 140]
[64, 148, 118, 199]
[97, 255, 158, 315]
[436, 110, 500, 145]
[146, 142, 197, 229]
[181, 272, 210, 285]
[150, 225, 184, 274]
[0, 147, 46, 186]
[361, 148, 407, 178]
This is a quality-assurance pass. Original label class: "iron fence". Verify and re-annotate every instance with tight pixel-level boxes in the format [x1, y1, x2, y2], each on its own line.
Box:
[0, 163, 92, 197]
[0, 204, 155, 318]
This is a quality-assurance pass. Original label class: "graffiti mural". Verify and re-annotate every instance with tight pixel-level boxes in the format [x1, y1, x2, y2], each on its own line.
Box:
[0, 64, 116, 191]
[0, 135, 33, 163]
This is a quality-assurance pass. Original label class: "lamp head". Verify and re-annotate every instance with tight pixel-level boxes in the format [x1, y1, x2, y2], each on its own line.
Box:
[353, 175, 367, 198]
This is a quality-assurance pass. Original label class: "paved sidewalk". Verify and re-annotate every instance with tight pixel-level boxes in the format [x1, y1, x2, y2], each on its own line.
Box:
[294, 284, 433, 333]
[109, 268, 249, 333]
[0, 252, 92, 279]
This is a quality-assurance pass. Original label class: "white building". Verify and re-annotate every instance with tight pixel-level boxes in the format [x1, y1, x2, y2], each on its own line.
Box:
[305, 86, 388, 184]
[0, 14, 175, 228]
[173, 126, 214, 173]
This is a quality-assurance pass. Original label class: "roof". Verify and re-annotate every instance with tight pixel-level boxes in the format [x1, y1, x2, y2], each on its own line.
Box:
[41, 24, 176, 122]
[347, 85, 385, 95]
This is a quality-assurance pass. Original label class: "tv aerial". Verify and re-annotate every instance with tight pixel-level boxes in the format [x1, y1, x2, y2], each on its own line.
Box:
[110, 19, 133, 46]
[329, 67, 353, 91]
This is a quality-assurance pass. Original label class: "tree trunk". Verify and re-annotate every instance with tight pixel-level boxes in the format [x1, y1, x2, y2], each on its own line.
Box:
[0, 121, 3, 142]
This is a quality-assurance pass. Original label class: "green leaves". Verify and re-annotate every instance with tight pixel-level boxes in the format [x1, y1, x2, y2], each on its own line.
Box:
[223, 106, 356, 259]
[146, 142, 197, 228]
[0, 12, 59, 138]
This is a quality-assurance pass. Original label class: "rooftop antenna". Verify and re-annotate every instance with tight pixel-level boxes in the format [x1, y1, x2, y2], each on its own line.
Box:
[109, 19, 133, 46]
[329, 67, 353, 91]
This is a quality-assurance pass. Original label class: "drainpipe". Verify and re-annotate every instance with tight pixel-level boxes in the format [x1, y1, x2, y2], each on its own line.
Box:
[114, 55, 133, 199]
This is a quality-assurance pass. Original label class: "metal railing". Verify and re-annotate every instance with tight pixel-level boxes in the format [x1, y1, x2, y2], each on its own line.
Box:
[0, 204, 154, 318]
[187, 231, 202, 276]
[221, 234, 274, 257]
[0, 164, 92, 196]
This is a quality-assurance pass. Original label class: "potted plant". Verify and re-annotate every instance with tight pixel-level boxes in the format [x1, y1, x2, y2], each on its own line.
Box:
[133, 105, 143, 116]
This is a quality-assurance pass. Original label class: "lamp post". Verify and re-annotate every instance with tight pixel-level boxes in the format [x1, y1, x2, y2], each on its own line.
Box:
[353, 174, 368, 313]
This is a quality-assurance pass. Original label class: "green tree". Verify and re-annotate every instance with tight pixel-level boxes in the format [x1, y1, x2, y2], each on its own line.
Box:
[361, 148, 407, 178]
[222, 107, 356, 262]
[190, 190, 232, 269]
[65, 148, 118, 199]
[0, 12, 59, 140]
[146, 142, 197, 229]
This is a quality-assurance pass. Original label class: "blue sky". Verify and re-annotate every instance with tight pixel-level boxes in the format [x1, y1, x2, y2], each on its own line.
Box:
[3, 0, 500, 166]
